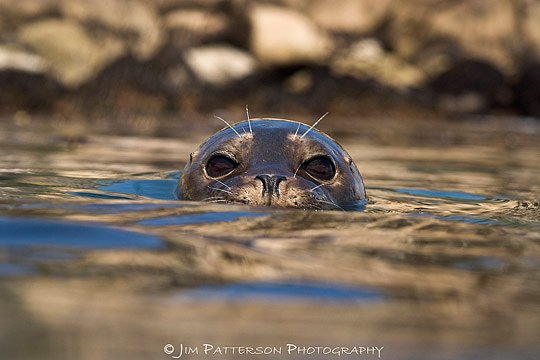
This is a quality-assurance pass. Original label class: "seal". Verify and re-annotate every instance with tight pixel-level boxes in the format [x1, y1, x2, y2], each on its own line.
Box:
[177, 118, 366, 210]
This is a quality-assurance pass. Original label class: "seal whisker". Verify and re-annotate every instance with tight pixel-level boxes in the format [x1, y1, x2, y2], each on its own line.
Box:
[293, 163, 302, 178]
[208, 186, 233, 195]
[245, 105, 253, 135]
[206, 199, 229, 204]
[207, 198, 246, 205]
[202, 195, 226, 201]
[213, 178, 231, 189]
[317, 199, 345, 211]
[201, 197, 228, 203]
[214, 115, 241, 138]
[310, 183, 325, 191]
[293, 122, 301, 138]
[300, 112, 329, 139]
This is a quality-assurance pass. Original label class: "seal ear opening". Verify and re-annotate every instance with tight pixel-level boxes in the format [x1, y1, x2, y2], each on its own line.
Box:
[189, 153, 194, 163]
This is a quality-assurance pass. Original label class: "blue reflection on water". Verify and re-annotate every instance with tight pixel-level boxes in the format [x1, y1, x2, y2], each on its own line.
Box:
[0, 217, 164, 249]
[178, 282, 385, 303]
[68, 191, 136, 200]
[138, 211, 268, 226]
[395, 188, 489, 201]
[74, 203, 181, 214]
[453, 256, 505, 271]
[407, 212, 498, 225]
[440, 215, 497, 225]
[97, 179, 178, 200]
[342, 199, 368, 211]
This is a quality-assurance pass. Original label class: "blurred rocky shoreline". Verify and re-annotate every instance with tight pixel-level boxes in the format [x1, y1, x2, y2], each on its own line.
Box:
[1, 0, 540, 118]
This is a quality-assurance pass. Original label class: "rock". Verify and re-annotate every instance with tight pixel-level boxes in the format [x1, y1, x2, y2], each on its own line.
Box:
[59, 0, 163, 60]
[164, 9, 228, 36]
[151, 0, 225, 10]
[164, 9, 230, 49]
[284, 69, 313, 94]
[388, 0, 518, 77]
[515, 62, 540, 118]
[435, 92, 487, 114]
[429, 59, 506, 113]
[249, 4, 333, 66]
[523, 0, 540, 58]
[0, 71, 62, 112]
[0, 0, 57, 20]
[183, 44, 257, 86]
[331, 38, 426, 91]
[517, 0, 540, 118]
[306, 0, 391, 34]
[18, 19, 125, 87]
[0, 45, 47, 73]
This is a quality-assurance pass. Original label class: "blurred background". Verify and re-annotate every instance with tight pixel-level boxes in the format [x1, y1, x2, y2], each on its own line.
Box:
[1, 0, 540, 121]
[2, 2, 540, 360]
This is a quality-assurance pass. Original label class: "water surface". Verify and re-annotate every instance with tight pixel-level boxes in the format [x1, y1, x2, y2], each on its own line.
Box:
[0, 116, 539, 360]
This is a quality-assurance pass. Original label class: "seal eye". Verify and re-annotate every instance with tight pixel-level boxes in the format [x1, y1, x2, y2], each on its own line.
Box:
[206, 155, 237, 178]
[303, 156, 335, 181]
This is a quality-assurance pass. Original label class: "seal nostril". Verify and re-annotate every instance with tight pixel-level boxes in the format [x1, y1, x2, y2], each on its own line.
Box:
[255, 175, 287, 197]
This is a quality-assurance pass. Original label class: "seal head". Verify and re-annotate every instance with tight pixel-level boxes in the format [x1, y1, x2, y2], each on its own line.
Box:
[177, 119, 366, 210]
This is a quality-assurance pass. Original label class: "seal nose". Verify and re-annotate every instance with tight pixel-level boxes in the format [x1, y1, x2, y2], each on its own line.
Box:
[255, 175, 287, 198]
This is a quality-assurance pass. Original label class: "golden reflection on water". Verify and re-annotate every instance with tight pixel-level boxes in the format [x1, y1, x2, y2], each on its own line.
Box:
[0, 117, 539, 359]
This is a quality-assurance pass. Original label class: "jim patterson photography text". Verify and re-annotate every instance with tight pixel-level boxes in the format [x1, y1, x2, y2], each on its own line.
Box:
[163, 343, 384, 358]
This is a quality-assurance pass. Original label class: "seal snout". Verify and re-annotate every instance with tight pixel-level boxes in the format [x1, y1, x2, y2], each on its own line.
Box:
[255, 175, 287, 203]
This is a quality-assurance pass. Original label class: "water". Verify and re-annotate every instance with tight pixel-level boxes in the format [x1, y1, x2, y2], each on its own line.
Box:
[0, 116, 539, 359]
